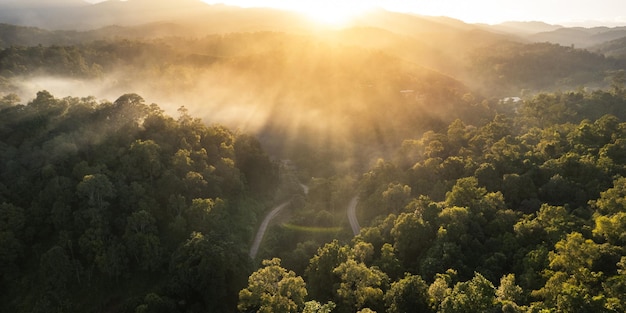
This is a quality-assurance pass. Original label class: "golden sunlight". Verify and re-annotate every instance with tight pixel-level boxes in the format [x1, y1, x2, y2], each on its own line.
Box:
[295, 2, 372, 26]
[200, 0, 376, 26]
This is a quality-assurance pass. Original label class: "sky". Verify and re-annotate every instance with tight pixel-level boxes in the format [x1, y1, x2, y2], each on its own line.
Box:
[77, 0, 625, 26]
[195, 0, 626, 26]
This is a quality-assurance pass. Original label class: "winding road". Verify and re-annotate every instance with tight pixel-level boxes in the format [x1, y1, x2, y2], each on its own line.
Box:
[347, 196, 360, 236]
[300, 183, 309, 195]
[249, 183, 310, 259]
[249, 201, 290, 259]
[249, 183, 360, 259]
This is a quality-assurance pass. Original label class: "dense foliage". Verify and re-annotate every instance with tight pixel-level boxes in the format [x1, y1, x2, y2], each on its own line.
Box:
[469, 41, 624, 95]
[2, 13, 626, 313]
[0, 34, 488, 178]
[0, 91, 277, 312]
[242, 84, 626, 313]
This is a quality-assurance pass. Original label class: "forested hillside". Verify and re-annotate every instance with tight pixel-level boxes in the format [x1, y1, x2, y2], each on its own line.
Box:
[0, 91, 277, 312]
[6, 83, 626, 312]
[0, 34, 485, 177]
[2, 29, 623, 174]
[2, 2, 626, 312]
[241, 78, 626, 313]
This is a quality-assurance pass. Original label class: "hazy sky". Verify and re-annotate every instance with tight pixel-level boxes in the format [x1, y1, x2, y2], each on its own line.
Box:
[195, 0, 626, 26]
[78, 0, 626, 26]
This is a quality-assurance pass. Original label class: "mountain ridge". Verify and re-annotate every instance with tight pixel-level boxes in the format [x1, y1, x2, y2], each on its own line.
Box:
[0, 0, 624, 44]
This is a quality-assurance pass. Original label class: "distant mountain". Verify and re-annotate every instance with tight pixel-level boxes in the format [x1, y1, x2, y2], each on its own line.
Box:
[488, 21, 563, 36]
[590, 36, 626, 59]
[0, 22, 199, 47]
[0, 0, 90, 28]
[479, 21, 626, 52]
[0, 5, 516, 78]
[0, 23, 75, 47]
[528, 26, 626, 48]
[352, 9, 470, 37]
[2, 0, 623, 53]
[0, 0, 224, 30]
[0, 0, 87, 8]
[0, 0, 623, 98]
[0, 0, 480, 35]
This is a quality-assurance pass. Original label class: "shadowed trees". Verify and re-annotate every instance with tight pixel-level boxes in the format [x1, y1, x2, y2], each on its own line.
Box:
[0, 91, 276, 312]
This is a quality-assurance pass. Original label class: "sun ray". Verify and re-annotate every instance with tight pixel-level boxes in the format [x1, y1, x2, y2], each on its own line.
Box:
[294, 2, 370, 26]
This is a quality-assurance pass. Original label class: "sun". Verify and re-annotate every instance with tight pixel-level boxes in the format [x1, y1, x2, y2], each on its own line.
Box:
[291, 2, 374, 26]
[200, 1, 375, 26]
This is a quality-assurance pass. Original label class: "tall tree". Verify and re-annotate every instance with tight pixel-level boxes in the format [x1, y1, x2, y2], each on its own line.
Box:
[332, 259, 389, 313]
[305, 240, 350, 302]
[384, 274, 432, 313]
[238, 258, 307, 313]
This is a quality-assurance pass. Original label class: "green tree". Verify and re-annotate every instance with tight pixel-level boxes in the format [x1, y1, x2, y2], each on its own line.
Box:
[0, 228, 23, 283]
[124, 139, 163, 182]
[391, 212, 434, 271]
[234, 134, 278, 196]
[446, 119, 469, 154]
[374, 243, 402, 281]
[514, 203, 579, 247]
[427, 271, 454, 311]
[534, 232, 615, 311]
[39, 245, 73, 292]
[134, 293, 178, 313]
[352, 241, 374, 265]
[594, 212, 626, 245]
[603, 257, 626, 312]
[302, 301, 336, 313]
[332, 259, 389, 313]
[238, 258, 307, 313]
[305, 240, 350, 302]
[0, 202, 25, 236]
[382, 183, 411, 213]
[592, 176, 626, 215]
[444, 177, 486, 212]
[496, 274, 524, 307]
[384, 274, 432, 313]
[76, 173, 115, 212]
[170, 232, 250, 312]
[502, 173, 537, 209]
[109, 93, 148, 128]
[0, 93, 20, 109]
[440, 272, 496, 313]
[123, 210, 162, 271]
[185, 198, 221, 233]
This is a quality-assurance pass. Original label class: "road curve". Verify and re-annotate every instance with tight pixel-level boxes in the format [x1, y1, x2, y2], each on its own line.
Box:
[249, 201, 290, 259]
[347, 196, 360, 236]
[300, 183, 309, 195]
[249, 187, 359, 259]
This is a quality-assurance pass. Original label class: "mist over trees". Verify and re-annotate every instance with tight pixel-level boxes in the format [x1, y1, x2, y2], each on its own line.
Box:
[2, 1, 626, 312]
[239, 81, 626, 313]
[0, 91, 277, 312]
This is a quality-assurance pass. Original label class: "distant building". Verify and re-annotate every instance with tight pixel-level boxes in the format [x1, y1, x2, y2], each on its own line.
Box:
[499, 96, 523, 114]
[500, 96, 522, 103]
[400, 89, 425, 101]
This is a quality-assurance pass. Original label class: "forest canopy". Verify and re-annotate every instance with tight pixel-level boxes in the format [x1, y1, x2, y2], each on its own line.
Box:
[0, 91, 277, 312]
[236, 81, 626, 313]
[4, 79, 626, 313]
[2, 4, 626, 312]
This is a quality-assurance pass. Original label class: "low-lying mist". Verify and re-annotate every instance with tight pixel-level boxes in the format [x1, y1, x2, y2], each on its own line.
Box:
[1, 33, 493, 176]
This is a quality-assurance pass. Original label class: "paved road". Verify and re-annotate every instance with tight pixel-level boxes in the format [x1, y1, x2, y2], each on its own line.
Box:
[249, 186, 360, 259]
[300, 183, 309, 195]
[249, 183, 309, 259]
[347, 196, 360, 236]
[249, 201, 290, 259]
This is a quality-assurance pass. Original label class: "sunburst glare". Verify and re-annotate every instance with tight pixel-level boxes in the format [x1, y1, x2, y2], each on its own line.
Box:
[293, 1, 375, 26]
